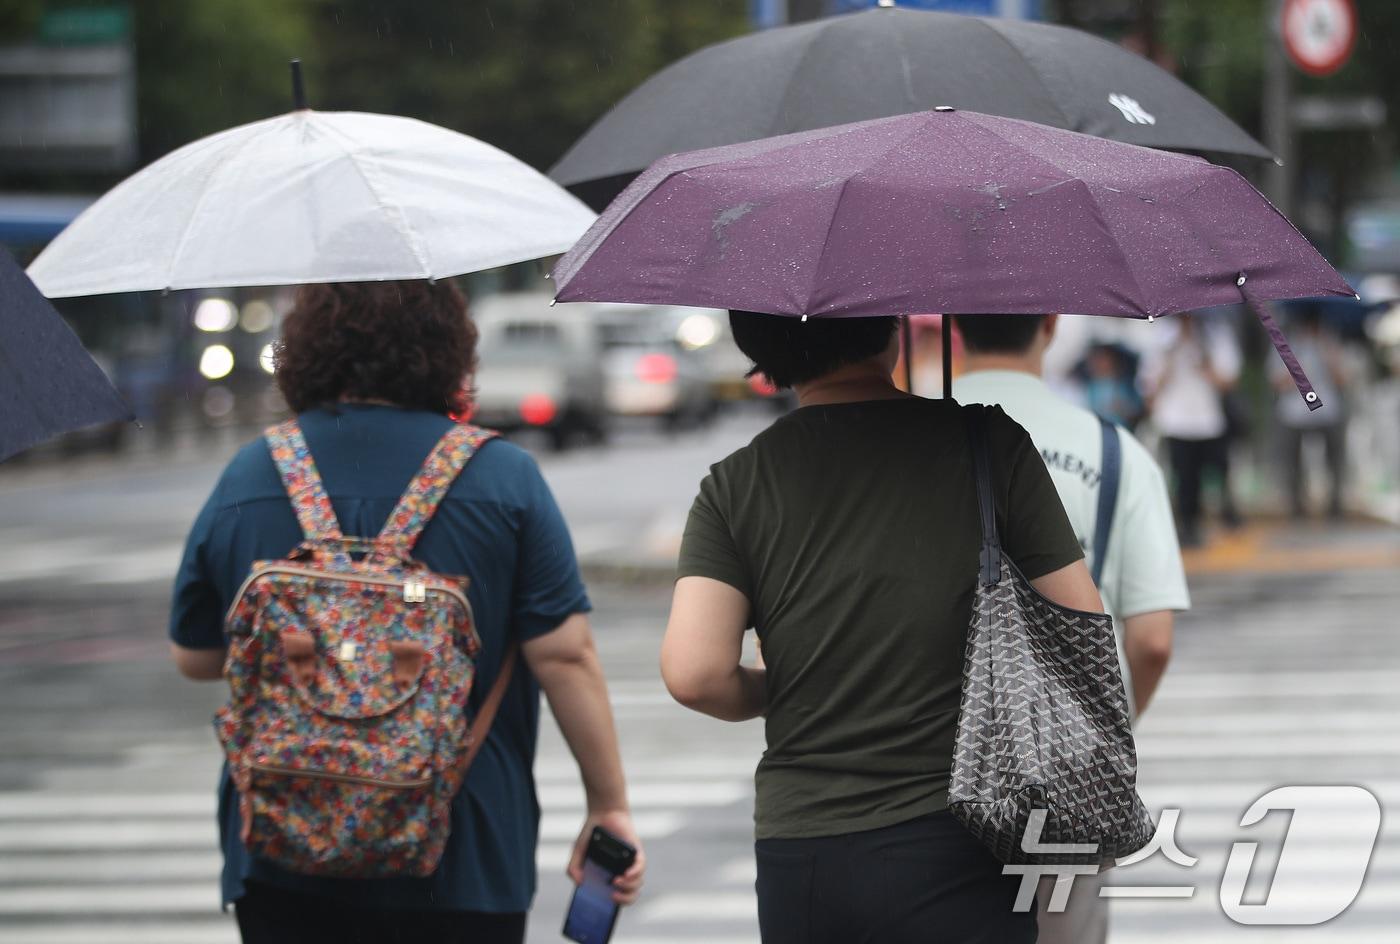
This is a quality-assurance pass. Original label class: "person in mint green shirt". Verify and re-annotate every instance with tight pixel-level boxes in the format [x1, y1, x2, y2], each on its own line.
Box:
[955, 313, 1189, 944]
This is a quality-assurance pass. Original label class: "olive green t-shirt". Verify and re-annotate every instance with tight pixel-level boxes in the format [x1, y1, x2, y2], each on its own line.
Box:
[677, 398, 1083, 840]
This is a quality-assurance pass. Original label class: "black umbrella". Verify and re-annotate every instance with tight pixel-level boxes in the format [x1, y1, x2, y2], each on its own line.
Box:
[551, 5, 1270, 211]
[0, 248, 132, 462]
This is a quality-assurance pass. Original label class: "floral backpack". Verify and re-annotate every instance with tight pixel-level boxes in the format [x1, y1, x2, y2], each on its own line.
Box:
[215, 418, 514, 878]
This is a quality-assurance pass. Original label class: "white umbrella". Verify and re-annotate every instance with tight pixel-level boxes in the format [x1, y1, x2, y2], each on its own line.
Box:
[28, 107, 596, 297]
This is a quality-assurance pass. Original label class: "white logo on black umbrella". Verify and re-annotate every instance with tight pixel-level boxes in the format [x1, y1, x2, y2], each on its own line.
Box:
[1109, 94, 1156, 126]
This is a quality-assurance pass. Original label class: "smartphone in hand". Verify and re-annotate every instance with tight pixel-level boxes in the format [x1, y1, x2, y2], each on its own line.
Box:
[562, 826, 637, 944]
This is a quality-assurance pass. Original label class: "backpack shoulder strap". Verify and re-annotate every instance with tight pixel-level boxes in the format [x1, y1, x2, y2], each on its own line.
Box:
[456, 642, 518, 779]
[265, 419, 343, 541]
[966, 405, 1002, 587]
[1091, 416, 1123, 588]
[379, 424, 498, 549]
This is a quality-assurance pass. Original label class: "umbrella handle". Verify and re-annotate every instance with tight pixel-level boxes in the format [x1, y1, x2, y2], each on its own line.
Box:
[1237, 274, 1321, 412]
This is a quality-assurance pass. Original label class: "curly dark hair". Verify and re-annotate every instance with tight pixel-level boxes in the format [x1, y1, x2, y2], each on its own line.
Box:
[274, 280, 477, 415]
[729, 310, 898, 389]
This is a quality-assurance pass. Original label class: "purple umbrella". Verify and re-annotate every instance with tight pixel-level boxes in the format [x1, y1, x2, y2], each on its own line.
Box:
[552, 108, 1353, 410]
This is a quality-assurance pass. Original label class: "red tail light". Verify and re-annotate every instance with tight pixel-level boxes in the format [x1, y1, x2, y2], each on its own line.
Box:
[520, 393, 557, 426]
[635, 353, 678, 384]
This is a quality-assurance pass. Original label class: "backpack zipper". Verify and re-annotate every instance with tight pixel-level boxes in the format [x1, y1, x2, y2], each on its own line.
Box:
[226, 564, 478, 647]
[249, 761, 432, 790]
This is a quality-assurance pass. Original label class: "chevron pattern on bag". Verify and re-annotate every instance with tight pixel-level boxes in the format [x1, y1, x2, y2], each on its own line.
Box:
[949, 551, 1155, 864]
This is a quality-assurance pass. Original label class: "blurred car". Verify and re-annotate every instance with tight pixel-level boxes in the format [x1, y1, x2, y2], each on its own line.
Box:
[470, 293, 608, 450]
[676, 307, 792, 408]
[598, 306, 716, 429]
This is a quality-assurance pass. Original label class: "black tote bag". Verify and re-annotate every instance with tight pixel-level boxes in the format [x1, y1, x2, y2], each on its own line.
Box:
[948, 406, 1155, 865]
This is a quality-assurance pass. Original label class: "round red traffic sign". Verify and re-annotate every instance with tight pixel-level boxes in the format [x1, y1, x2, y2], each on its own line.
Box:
[1282, 0, 1357, 77]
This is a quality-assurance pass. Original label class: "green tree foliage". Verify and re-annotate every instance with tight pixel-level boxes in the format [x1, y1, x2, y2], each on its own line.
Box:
[132, 0, 311, 161]
[0, 0, 44, 40]
[15, 0, 745, 175]
[299, 1, 749, 171]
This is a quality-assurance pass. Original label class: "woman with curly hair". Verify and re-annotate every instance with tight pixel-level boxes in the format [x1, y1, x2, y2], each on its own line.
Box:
[169, 280, 643, 943]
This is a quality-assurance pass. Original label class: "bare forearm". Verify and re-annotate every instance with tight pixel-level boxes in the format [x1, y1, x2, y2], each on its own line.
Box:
[1123, 611, 1173, 715]
[674, 665, 766, 723]
[170, 643, 225, 681]
[538, 651, 629, 812]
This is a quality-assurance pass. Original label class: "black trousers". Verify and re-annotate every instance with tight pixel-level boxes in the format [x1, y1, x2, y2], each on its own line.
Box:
[755, 811, 1038, 944]
[235, 881, 526, 944]
[1280, 423, 1345, 517]
[1165, 435, 1239, 534]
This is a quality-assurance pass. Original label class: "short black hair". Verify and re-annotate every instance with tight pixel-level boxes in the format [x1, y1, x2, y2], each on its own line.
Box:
[953, 314, 1047, 354]
[729, 310, 898, 389]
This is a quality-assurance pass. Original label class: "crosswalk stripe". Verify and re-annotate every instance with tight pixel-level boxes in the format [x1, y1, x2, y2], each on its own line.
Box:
[0, 812, 681, 852]
[1154, 668, 1400, 697]
[0, 883, 218, 915]
[0, 924, 238, 944]
[1137, 781, 1400, 806]
[0, 780, 748, 820]
[638, 891, 757, 923]
[1137, 711, 1400, 736]
[0, 821, 219, 851]
[0, 845, 577, 886]
[1135, 732, 1400, 758]
[0, 851, 222, 884]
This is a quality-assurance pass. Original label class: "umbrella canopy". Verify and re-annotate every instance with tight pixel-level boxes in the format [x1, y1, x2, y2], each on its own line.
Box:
[550, 6, 1270, 209]
[552, 109, 1352, 410]
[29, 110, 597, 297]
[0, 248, 131, 461]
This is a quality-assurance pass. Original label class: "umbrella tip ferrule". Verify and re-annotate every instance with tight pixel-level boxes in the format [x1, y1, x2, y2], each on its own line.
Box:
[549, 297, 557, 307]
[1236, 273, 1247, 287]
[801, 314, 809, 322]
[1147, 315, 1155, 324]
[290, 59, 309, 111]
[934, 105, 956, 112]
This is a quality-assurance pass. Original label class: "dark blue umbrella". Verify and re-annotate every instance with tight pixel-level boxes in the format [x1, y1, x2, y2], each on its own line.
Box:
[0, 247, 132, 461]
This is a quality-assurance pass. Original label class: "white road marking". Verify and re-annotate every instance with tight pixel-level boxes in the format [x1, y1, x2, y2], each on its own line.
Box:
[638, 891, 757, 923]
[1, 924, 238, 944]
[0, 883, 219, 914]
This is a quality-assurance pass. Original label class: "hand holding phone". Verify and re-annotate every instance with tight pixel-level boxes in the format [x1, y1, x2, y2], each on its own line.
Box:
[562, 825, 638, 944]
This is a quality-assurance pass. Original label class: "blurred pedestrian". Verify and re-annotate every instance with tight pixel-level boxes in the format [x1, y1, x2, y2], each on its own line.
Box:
[1274, 308, 1350, 519]
[169, 280, 643, 944]
[1080, 342, 1147, 430]
[955, 313, 1188, 944]
[662, 310, 1101, 944]
[1141, 314, 1243, 547]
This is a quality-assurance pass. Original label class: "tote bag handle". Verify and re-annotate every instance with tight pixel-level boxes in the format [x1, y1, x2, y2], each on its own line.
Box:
[967, 406, 1003, 588]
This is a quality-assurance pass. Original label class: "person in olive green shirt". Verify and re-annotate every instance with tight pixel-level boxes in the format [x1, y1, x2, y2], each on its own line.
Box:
[662, 311, 1102, 944]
